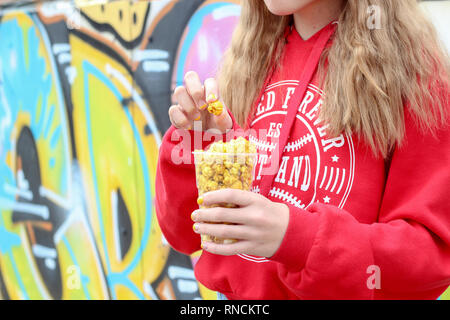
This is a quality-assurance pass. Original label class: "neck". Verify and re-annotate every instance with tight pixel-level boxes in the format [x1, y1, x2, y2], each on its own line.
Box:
[294, 0, 345, 40]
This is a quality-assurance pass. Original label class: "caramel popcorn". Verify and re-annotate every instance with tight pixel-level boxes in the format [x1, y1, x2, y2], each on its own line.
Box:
[204, 94, 224, 116]
[193, 137, 257, 244]
[207, 100, 223, 116]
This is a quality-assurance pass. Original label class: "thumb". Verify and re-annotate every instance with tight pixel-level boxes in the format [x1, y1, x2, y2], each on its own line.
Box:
[212, 103, 233, 133]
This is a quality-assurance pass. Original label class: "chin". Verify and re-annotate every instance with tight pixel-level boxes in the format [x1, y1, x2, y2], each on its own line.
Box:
[263, 0, 315, 16]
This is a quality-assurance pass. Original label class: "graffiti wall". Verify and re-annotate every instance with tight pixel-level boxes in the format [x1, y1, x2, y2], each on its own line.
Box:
[0, 0, 240, 300]
[0, 0, 449, 300]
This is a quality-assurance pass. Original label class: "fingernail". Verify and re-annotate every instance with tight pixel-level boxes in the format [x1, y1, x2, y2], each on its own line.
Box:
[207, 93, 217, 103]
[201, 241, 208, 250]
[191, 211, 197, 221]
[194, 115, 201, 121]
[193, 223, 199, 232]
[199, 103, 208, 110]
[197, 197, 204, 205]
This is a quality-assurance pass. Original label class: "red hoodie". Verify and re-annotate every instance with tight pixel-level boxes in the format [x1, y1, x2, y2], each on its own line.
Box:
[155, 22, 450, 300]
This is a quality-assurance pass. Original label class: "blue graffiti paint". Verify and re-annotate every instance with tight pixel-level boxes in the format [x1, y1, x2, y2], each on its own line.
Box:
[0, 15, 69, 199]
[0, 204, 27, 299]
[0, 14, 70, 300]
[31, 15, 71, 197]
[107, 273, 146, 300]
[49, 157, 56, 169]
[0, 225, 21, 254]
[50, 125, 62, 150]
[42, 104, 55, 140]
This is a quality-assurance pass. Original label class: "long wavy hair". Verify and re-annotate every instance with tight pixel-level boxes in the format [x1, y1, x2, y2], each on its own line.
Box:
[218, 0, 450, 158]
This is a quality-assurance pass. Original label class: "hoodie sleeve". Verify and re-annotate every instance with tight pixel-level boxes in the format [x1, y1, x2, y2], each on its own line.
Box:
[155, 112, 242, 255]
[268, 108, 450, 299]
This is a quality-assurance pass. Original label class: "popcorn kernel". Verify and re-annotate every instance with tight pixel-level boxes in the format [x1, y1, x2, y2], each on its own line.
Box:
[207, 100, 223, 116]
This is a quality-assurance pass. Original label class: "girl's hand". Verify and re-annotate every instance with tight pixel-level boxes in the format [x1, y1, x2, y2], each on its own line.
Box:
[169, 71, 233, 133]
[191, 189, 290, 258]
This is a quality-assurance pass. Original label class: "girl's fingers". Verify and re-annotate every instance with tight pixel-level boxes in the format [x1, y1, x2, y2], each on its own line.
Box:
[192, 207, 251, 224]
[200, 189, 257, 207]
[204, 78, 219, 104]
[213, 107, 233, 132]
[193, 222, 253, 241]
[172, 73, 233, 132]
[168, 105, 190, 129]
[173, 86, 200, 120]
[201, 239, 252, 256]
[185, 71, 207, 110]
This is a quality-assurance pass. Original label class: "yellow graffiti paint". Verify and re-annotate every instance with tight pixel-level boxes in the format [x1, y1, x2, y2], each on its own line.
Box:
[0, 12, 72, 300]
[442, 287, 450, 300]
[1, 210, 43, 299]
[70, 33, 169, 299]
[78, 0, 149, 44]
[56, 219, 109, 299]
[1, 1, 224, 301]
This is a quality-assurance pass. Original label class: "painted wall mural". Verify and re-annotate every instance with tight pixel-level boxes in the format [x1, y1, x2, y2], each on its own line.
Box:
[0, 0, 448, 300]
[0, 0, 240, 300]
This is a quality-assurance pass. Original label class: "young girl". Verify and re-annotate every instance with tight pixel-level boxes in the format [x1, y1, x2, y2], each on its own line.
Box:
[156, 0, 450, 299]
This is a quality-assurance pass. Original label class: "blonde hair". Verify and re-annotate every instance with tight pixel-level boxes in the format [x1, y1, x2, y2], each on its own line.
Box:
[218, 0, 450, 158]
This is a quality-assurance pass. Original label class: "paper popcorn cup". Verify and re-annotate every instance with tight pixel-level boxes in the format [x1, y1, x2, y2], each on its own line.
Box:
[193, 137, 257, 244]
